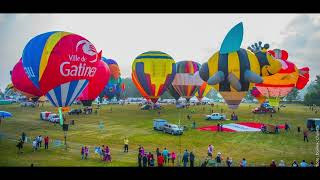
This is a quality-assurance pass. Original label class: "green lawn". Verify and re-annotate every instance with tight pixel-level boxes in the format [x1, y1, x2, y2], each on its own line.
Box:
[0, 102, 318, 167]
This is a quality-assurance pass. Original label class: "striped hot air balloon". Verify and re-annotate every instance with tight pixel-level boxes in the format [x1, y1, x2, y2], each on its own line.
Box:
[171, 61, 203, 102]
[22, 31, 102, 107]
[101, 57, 122, 101]
[195, 82, 212, 102]
[132, 51, 176, 103]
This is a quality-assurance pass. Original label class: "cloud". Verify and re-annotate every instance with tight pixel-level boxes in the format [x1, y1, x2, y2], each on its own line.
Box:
[279, 14, 320, 82]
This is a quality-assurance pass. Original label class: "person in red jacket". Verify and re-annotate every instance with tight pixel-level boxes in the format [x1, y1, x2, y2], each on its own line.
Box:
[157, 153, 164, 167]
[44, 136, 49, 150]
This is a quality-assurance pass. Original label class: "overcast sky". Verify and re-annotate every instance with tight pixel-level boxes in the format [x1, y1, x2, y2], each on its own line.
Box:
[0, 14, 319, 91]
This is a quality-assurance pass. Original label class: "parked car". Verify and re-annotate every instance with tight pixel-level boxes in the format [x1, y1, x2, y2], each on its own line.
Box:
[205, 113, 226, 120]
[68, 109, 82, 115]
[40, 111, 52, 120]
[162, 124, 183, 135]
[252, 106, 276, 114]
[176, 104, 186, 109]
[48, 114, 60, 123]
[153, 119, 168, 131]
[20, 101, 36, 107]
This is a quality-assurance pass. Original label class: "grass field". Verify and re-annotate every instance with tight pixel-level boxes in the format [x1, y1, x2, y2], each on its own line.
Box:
[0, 102, 318, 167]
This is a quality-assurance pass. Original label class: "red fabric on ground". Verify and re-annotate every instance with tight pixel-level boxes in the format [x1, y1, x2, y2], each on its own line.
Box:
[197, 122, 285, 132]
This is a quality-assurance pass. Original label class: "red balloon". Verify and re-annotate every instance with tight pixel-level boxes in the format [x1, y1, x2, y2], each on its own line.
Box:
[11, 58, 43, 98]
[77, 60, 110, 104]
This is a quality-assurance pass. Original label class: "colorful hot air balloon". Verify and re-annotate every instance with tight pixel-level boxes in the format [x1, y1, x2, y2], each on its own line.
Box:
[22, 31, 102, 108]
[195, 82, 212, 101]
[167, 84, 180, 101]
[132, 51, 176, 103]
[251, 87, 266, 104]
[101, 57, 122, 101]
[171, 61, 202, 102]
[199, 22, 282, 109]
[77, 60, 110, 106]
[255, 49, 310, 106]
[11, 58, 43, 101]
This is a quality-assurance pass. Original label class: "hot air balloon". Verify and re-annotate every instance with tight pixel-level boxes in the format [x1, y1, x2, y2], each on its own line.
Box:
[171, 61, 202, 102]
[77, 60, 110, 106]
[11, 58, 43, 102]
[101, 58, 122, 101]
[167, 84, 180, 102]
[22, 31, 101, 125]
[132, 51, 176, 103]
[195, 82, 212, 102]
[251, 87, 266, 104]
[22, 31, 102, 108]
[254, 49, 310, 106]
[199, 22, 282, 109]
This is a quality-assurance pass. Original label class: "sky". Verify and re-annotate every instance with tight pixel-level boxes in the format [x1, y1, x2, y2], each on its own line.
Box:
[0, 13, 319, 91]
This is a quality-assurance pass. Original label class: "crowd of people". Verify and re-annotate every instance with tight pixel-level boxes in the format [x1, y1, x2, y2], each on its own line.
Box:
[16, 132, 50, 153]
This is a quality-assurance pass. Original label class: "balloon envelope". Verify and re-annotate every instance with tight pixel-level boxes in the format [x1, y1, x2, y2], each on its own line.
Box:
[171, 61, 202, 102]
[11, 58, 43, 98]
[195, 82, 212, 101]
[22, 31, 102, 107]
[78, 60, 110, 106]
[132, 51, 176, 103]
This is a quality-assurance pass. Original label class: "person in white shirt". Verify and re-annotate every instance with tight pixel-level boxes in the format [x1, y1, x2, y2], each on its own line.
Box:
[38, 135, 42, 147]
[32, 139, 38, 151]
[278, 160, 285, 167]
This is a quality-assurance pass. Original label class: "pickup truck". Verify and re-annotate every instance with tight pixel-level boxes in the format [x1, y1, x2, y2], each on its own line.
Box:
[205, 113, 226, 120]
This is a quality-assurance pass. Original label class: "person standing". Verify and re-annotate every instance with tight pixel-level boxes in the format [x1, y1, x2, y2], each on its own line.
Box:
[150, 155, 155, 167]
[162, 147, 169, 165]
[217, 123, 220, 132]
[81, 146, 85, 160]
[156, 147, 161, 158]
[84, 146, 89, 159]
[226, 157, 232, 167]
[123, 137, 129, 152]
[32, 139, 38, 152]
[278, 160, 285, 167]
[300, 160, 308, 167]
[44, 136, 49, 150]
[207, 145, 213, 158]
[182, 149, 189, 167]
[216, 152, 223, 167]
[157, 153, 164, 167]
[21, 132, 26, 143]
[147, 152, 152, 167]
[240, 158, 247, 167]
[189, 152, 195, 167]
[38, 135, 42, 148]
[142, 154, 148, 167]
[292, 160, 299, 167]
[270, 160, 277, 167]
[285, 122, 290, 132]
[303, 129, 309, 142]
[16, 138, 24, 153]
[138, 153, 142, 167]
[171, 151, 176, 166]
